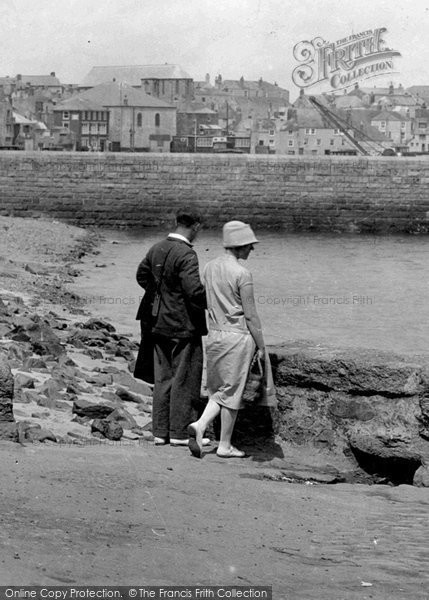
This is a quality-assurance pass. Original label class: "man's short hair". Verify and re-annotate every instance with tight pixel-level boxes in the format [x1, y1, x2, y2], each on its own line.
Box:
[175, 207, 202, 227]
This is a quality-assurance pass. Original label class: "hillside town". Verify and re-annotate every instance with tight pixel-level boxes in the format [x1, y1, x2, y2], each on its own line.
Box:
[1, 63, 429, 156]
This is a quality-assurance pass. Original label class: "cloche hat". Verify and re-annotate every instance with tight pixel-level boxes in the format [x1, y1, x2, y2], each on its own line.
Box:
[223, 221, 259, 248]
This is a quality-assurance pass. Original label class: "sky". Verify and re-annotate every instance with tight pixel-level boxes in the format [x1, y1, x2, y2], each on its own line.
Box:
[1, 0, 429, 99]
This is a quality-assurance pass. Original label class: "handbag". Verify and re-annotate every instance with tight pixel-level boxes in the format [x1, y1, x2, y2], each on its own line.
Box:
[242, 351, 264, 404]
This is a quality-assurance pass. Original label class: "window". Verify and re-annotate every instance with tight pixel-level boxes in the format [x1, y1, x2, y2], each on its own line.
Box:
[287, 150, 295, 155]
[330, 139, 334, 145]
[98, 123, 107, 134]
[418, 122, 427, 128]
[197, 137, 213, 147]
[288, 140, 294, 147]
[81, 123, 89, 134]
[400, 122, 406, 130]
[137, 113, 142, 127]
[269, 139, 275, 145]
[311, 149, 318, 154]
[304, 138, 308, 145]
[419, 134, 426, 140]
[62, 122, 69, 129]
[269, 129, 275, 135]
[90, 123, 98, 134]
[379, 121, 386, 130]
[333, 129, 342, 135]
[288, 129, 293, 134]
[81, 137, 88, 146]
[62, 111, 69, 120]
[155, 113, 160, 127]
[317, 138, 321, 145]
[305, 128, 315, 134]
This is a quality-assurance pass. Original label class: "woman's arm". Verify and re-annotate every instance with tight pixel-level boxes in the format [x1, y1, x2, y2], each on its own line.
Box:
[240, 283, 265, 359]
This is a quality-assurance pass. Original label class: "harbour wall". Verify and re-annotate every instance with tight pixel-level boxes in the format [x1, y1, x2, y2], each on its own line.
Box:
[1, 151, 429, 232]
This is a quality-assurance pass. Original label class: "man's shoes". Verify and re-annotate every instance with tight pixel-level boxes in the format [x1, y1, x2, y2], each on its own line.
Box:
[216, 446, 246, 459]
[154, 437, 167, 445]
[170, 436, 210, 447]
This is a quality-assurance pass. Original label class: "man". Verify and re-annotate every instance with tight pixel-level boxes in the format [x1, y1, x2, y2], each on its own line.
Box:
[135, 208, 208, 446]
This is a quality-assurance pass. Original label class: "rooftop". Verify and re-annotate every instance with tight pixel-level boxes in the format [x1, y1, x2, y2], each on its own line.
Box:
[81, 64, 192, 87]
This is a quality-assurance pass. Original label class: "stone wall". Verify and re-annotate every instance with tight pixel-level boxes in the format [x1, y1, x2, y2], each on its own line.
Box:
[1, 151, 429, 232]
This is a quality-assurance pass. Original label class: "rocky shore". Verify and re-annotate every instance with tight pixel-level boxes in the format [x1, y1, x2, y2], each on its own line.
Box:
[1, 215, 429, 488]
[0, 216, 153, 447]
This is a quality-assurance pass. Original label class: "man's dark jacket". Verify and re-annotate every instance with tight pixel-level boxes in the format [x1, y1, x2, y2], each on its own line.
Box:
[136, 236, 208, 338]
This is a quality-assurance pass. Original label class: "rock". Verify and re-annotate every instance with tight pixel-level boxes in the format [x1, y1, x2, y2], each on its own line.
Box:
[25, 426, 57, 443]
[112, 371, 153, 396]
[22, 356, 48, 370]
[72, 398, 115, 419]
[115, 386, 146, 404]
[7, 342, 32, 363]
[38, 378, 65, 400]
[31, 410, 51, 419]
[413, 465, 429, 487]
[0, 354, 15, 422]
[271, 343, 425, 397]
[91, 419, 123, 441]
[82, 318, 116, 333]
[0, 422, 19, 441]
[349, 433, 422, 485]
[105, 407, 138, 429]
[15, 388, 40, 404]
[83, 348, 103, 360]
[79, 372, 112, 386]
[67, 329, 109, 347]
[24, 262, 54, 275]
[14, 372, 35, 390]
[270, 343, 429, 484]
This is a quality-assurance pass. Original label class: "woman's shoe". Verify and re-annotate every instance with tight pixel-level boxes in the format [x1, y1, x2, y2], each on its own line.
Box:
[216, 446, 245, 458]
[187, 423, 203, 458]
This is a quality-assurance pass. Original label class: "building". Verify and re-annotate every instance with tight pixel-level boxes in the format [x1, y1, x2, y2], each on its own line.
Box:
[80, 64, 194, 104]
[408, 108, 429, 153]
[176, 104, 219, 136]
[53, 81, 176, 152]
[52, 96, 109, 151]
[0, 96, 14, 147]
[370, 110, 412, 148]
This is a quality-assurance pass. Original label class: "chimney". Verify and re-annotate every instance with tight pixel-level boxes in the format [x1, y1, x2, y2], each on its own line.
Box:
[205, 73, 210, 84]
[17, 74, 22, 81]
[50, 71, 56, 77]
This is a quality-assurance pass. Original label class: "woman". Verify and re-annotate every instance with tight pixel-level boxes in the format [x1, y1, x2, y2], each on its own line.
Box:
[188, 220, 276, 459]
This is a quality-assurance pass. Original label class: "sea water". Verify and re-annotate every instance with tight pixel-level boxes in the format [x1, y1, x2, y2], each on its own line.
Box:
[69, 229, 429, 357]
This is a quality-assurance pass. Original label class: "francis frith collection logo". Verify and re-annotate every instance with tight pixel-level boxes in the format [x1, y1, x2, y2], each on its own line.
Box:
[292, 27, 401, 91]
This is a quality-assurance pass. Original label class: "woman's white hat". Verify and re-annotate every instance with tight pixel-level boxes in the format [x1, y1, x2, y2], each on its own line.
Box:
[223, 221, 259, 247]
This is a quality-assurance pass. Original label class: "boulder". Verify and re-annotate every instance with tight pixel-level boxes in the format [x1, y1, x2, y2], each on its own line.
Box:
[91, 419, 123, 441]
[67, 329, 109, 347]
[270, 342, 429, 485]
[72, 398, 115, 419]
[112, 371, 153, 396]
[115, 386, 146, 404]
[105, 407, 138, 429]
[413, 465, 429, 487]
[14, 372, 35, 390]
[22, 356, 48, 371]
[0, 354, 15, 422]
[82, 318, 116, 333]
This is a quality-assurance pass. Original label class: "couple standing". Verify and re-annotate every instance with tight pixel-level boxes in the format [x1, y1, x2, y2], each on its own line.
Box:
[135, 208, 276, 459]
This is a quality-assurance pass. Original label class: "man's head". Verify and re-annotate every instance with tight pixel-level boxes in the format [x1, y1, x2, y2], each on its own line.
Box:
[175, 208, 202, 242]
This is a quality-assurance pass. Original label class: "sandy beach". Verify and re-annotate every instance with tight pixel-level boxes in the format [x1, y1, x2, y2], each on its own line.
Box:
[1, 216, 428, 598]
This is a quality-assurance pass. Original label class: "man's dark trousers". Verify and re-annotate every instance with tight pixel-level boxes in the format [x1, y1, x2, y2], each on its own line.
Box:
[152, 334, 203, 440]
